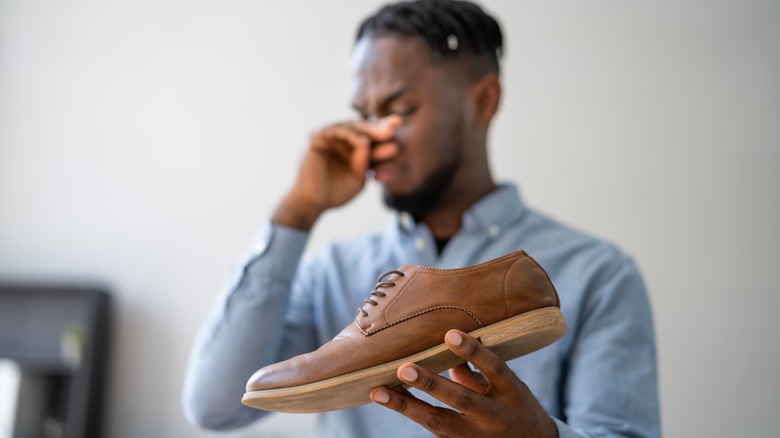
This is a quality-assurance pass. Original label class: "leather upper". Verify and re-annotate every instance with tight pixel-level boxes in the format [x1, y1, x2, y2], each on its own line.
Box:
[246, 250, 559, 392]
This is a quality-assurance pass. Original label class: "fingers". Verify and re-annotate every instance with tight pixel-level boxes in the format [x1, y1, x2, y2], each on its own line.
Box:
[370, 385, 462, 437]
[310, 125, 370, 157]
[353, 114, 402, 141]
[448, 363, 489, 393]
[348, 115, 401, 165]
[311, 115, 401, 170]
[445, 330, 515, 393]
[370, 141, 398, 163]
[317, 115, 400, 151]
[393, 363, 490, 417]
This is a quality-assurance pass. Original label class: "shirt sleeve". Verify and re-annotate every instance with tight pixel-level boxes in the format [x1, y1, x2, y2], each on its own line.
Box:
[553, 417, 586, 438]
[556, 254, 660, 438]
[181, 221, 310, 430]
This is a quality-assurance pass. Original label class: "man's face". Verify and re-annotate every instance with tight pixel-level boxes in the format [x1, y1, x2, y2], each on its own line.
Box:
[350, 36, 477, 215]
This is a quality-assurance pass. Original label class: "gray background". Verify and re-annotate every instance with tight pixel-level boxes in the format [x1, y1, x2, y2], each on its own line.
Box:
[1, 0, 778, 436]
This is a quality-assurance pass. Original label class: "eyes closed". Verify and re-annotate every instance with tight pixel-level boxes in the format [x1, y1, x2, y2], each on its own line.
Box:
[357, 105, 418, 121]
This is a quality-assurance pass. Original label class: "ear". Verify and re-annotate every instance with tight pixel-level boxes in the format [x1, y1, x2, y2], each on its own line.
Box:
[470, 73, 501, 130]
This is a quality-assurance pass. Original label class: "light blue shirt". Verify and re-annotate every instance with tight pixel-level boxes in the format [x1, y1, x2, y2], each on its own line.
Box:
[182, 183, 660, 437]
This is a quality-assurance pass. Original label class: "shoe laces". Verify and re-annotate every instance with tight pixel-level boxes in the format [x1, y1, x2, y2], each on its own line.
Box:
[358, 270, 405, 317]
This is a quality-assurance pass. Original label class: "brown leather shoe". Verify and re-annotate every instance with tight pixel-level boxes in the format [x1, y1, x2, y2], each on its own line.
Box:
[242, 250, 566, 413]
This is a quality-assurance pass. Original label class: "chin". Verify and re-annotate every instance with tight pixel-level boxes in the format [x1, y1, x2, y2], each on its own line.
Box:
[380, 155, 460, 215]
[381, 189, 435, 216]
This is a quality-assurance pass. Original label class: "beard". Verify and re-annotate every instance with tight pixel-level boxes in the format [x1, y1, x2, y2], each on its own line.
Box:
[381, 147, 462, 216]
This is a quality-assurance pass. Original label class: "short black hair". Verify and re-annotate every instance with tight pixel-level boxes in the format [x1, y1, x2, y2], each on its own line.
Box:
[356, 0, 504, 76]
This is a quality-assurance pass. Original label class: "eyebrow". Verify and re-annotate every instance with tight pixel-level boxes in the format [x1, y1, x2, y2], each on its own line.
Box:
[352, 86, 413, 113]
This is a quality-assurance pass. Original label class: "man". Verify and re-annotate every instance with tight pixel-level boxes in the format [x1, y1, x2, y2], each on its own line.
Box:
[182, 1, 660, 437]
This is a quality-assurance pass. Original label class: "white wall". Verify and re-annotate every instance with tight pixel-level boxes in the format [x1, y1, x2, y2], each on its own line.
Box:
[0, 1, 777, 437]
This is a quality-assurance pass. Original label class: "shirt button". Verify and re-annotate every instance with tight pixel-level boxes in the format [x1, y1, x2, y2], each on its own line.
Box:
[415, 238, 427, 251]
[400, 212, 413, 228]
[488, 225, 501, 237]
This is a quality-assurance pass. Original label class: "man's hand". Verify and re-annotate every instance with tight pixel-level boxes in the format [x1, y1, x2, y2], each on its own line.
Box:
[370, 329, 557, 438]
[272, 116, 401, 230]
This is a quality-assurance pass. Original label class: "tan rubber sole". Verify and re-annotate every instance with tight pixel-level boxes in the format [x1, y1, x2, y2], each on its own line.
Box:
[241, 306, 567, 413]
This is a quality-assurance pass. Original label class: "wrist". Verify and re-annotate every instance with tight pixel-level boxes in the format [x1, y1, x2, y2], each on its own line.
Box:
[271, 194, 324, 231]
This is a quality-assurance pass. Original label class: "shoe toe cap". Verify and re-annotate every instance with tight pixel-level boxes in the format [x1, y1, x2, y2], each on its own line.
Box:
[245, 355, 313, 392]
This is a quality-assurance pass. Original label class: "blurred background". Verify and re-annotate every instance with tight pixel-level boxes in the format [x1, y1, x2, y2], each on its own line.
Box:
[1, 0, 778, 436]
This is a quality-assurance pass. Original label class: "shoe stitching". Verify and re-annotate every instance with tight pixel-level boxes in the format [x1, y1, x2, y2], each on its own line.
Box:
[357, 305, 484, 336]
[385, 270, 416, 322]
[411, 251, 526, 276]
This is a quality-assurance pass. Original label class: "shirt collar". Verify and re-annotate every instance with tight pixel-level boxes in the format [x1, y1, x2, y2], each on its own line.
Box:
[395, 183, 526, 236]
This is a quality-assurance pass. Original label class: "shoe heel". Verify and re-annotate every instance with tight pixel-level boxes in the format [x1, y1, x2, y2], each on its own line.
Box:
[472, 306, 567, 362]
[406, 307, 566, 392]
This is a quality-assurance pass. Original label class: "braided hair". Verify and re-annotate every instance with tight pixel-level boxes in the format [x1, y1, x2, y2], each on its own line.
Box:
[356, 0, 504, 76]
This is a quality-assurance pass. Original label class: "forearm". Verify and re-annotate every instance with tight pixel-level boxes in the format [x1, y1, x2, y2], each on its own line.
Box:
[182, 223, 309, 430]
